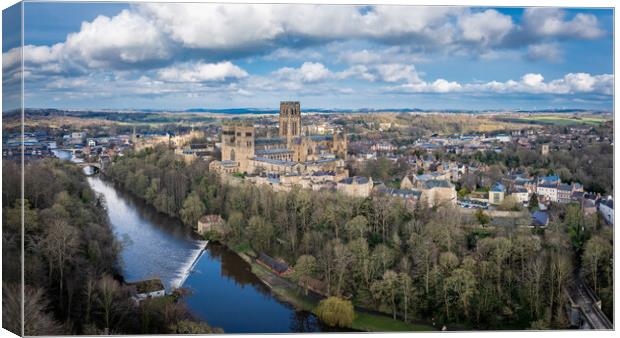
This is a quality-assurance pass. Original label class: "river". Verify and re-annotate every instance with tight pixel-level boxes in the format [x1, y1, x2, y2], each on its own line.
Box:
[60, 152, 327, 333]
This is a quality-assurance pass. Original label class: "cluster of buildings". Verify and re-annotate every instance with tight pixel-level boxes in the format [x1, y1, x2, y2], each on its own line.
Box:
[2, 132, 54, 160]
[209, 102, 372, 198]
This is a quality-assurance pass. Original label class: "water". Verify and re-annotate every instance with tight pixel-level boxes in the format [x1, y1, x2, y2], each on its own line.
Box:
[84, 175, 326, 333]
[87, 177, 205, 290]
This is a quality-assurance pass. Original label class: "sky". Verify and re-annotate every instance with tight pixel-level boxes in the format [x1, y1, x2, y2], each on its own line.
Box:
[2, 3, 614, 111]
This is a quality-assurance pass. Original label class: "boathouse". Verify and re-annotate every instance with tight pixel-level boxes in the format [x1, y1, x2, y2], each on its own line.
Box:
[257, 253, 291, 276]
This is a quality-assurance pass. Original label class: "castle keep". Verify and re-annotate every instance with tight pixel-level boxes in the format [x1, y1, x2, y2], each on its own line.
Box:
[213, 101, 347, 175]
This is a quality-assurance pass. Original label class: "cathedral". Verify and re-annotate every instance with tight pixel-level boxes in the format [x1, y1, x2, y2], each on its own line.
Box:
[212, 101, 347, 175]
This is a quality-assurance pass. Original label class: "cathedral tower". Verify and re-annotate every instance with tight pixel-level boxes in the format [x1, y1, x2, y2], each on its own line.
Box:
[279, 101, 301, 143]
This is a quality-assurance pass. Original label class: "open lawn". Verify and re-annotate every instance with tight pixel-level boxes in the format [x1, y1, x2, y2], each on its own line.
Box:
[352, 312, 435, 332]
[497, 115, 610, 126]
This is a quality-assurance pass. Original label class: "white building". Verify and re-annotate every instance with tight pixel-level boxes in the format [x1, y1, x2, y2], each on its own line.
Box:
[537, 183, 558, 203]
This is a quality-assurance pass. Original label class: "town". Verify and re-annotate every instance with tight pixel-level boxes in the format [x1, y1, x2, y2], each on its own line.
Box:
[3, 103, 614, 334]
[6, 104, 613, 230]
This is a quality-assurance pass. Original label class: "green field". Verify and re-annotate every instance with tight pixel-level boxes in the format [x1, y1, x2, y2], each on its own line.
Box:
[498, 115, 610, 126]
[351, 312, 435, 332]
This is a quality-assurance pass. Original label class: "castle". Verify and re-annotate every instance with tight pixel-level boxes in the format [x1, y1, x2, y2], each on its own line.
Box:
[210, 101, 348, 175]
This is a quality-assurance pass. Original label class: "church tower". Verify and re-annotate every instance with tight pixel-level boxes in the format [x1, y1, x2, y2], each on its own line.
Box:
[279, 101, 301, 144]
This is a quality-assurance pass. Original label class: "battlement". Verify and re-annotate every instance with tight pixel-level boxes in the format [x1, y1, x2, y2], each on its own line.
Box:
[280, 101, 301, 116]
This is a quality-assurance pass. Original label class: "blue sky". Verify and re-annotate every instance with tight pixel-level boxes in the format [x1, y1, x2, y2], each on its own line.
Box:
[2, 3, 614, 111]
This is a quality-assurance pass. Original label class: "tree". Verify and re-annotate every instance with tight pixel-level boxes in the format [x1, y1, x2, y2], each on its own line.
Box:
[398, 272, 413, 323]
[333, 241, 353, 296]
[371, 270, 400, 319]
[227, 211, 245, 240]
[292, 255, 317, 296]
[528, 193, 539, 211]
[180, 192, 205, 227]
[475, 209, 490, 226]
[581, 236, 612, 293]
[247, 216, 274, 252]
[96, 275, 123, 331]
[345, 215, 369, 240]
[172, 320, 222, 334]
[40, 219, 79, 303]
[497, 195, 523, 211]
[314, 297, 355, 328]
[446, 268, 476, 319]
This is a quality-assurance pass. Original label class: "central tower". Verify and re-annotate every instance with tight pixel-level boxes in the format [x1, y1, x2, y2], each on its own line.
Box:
[279, 101, 301, 143]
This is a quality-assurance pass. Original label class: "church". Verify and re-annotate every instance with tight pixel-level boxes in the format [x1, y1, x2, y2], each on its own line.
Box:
[210, 101, 348, 175]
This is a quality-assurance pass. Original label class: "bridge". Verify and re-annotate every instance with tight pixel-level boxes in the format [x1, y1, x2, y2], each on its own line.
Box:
[76, 162, 103, 175]
[57, 148, 83, 154]
[567, 275, 613, 330]
[76, 162, 102, 169]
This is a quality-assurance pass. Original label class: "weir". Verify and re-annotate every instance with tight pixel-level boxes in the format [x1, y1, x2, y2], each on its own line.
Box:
[173, 240, 209, 290]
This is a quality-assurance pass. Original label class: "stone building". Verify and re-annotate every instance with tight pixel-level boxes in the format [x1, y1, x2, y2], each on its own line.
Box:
[197, 214, 225, 235]
[337, 176, 374, 198]
[420, 180, 457, 207]
[213, 101, 347, 175]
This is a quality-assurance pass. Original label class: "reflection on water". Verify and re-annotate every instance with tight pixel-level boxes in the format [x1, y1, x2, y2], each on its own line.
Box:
[183, 243, 324, 333]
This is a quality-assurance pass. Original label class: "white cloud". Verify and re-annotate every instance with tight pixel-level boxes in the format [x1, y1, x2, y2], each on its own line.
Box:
[336, 46, 427, 65]
[5, 4, 608, 80]
[522, 8, 604, 40]
[388, 72, 613, 95]
[375, 63, 421, 83]
[527, 43, 562, 62]
[458, 9, 514, 46]
[273, 62, 331, 83]
[336, 62, 422, 84]
[157, 61, 248, 82]
[64, 9, 172, 67]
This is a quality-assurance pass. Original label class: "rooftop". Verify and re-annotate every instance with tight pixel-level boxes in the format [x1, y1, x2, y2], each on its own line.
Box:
[339, 176, 370, 185]
[490, 182, 506, 192]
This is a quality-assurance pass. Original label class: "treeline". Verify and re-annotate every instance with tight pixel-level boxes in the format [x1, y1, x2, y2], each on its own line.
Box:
[105, 146, 613, 330]
[2, 159, 219, 335]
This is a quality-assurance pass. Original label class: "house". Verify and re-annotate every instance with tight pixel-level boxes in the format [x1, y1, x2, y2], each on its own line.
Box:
[337, 176, 373, 198]
[197, 214, 225, 235]
[376, 186, 422, 210]
[531, 211, 549, 227]
[257, 253, 291, 276]
[557, 184, 573, 204]
[420, 180, 457, 207]
[128, 278, 165, 302]
[537, 182, 558, 203]
[489, 182, 506, 205]
[599, 197, 613, 225]
[582, 198, 597, 216]
[510, 187, 529, 204]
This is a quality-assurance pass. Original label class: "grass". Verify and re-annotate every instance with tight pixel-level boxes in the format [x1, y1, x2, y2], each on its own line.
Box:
[352, 312, 435, 332]
[499, 115, 609, 126]
[230, 245, 437, 332]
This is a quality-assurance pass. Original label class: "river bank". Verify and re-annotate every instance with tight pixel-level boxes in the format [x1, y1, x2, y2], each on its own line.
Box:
[230, 244, 436, 332]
